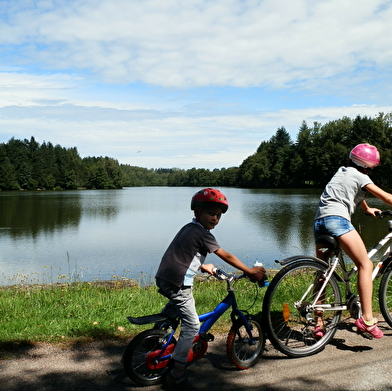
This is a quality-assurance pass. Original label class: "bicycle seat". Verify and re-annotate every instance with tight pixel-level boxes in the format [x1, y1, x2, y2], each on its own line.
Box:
[317, 235, 340, 251]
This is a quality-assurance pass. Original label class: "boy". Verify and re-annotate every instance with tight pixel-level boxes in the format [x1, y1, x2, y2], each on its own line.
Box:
[155, 188, 266, 391]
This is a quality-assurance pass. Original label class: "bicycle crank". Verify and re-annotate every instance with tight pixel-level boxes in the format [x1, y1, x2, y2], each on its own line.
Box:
[347, 294, 362, 319]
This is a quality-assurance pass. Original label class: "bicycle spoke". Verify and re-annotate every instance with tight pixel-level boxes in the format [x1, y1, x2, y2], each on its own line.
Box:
[122, 329, 175, 386]
[263, 258, 342, 357]
[226, 317, 264, 369]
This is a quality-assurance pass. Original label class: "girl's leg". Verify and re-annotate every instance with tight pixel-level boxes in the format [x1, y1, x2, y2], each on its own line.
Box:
[337, 230, 374, 322]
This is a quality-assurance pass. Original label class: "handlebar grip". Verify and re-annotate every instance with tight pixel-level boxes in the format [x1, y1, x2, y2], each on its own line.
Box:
[212, 268, 244, 280]
[373, 210, 392, 219]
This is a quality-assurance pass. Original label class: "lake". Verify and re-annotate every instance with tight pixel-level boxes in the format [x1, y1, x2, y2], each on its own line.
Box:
[0, 187, 387, 286]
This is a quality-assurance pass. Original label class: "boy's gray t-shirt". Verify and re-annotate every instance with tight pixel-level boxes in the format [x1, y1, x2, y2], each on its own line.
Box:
[155, 219, 220, 287]
[315, 166, 373, 221]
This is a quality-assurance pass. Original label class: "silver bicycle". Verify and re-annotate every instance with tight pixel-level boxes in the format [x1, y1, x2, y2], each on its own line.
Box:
[262, 210, 392, 357]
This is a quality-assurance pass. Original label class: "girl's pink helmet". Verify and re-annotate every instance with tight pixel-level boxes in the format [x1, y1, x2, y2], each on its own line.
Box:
[349, 143, 380, 168]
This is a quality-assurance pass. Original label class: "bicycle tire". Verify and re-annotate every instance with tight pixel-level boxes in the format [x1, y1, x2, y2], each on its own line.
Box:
[378, 265, 392, 328]
[262, 258, 342, 357]
[226, 315, 265, 369]
[122, 329, 176, 386]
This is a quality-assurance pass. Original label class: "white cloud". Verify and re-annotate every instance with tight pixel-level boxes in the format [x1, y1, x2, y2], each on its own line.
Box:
[1, 0, 392, 169]
[2, 0, 392, 88]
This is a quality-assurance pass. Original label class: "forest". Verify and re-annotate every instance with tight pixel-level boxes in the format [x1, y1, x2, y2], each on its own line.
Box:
[1, 112, 392, 191]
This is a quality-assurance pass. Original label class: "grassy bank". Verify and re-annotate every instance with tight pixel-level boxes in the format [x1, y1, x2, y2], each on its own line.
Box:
[1, 269, 383, 351]
[0, 276, 264, 348]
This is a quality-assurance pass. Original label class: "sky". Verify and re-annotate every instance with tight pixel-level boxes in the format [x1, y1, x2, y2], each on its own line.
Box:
[1, 0, 392, 170]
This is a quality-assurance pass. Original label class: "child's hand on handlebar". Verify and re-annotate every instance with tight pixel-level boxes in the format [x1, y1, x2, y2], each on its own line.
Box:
[200, 263, 216, 275]
[365, 207, 382, 218]
[248, 266, 266, 282]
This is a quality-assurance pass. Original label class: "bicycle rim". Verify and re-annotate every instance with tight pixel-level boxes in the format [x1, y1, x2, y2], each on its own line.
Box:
[122, 329, 176, 386]
[379, 266, 392, 328]
[262, 258, 342, 357]
[226, 316, 265, 369]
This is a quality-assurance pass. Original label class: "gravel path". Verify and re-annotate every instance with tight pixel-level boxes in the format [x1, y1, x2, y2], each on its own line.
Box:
[2, 319, 392, 391]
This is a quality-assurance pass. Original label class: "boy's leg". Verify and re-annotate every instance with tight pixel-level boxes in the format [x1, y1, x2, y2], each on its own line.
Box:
[170, 286, 199, 363]
[165, 287, 199, 390]
[160, 300, 180, 319]
[156, 279, 199, 362]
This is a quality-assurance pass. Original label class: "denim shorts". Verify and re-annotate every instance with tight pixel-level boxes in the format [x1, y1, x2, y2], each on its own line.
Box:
[314, 216, 355, 243]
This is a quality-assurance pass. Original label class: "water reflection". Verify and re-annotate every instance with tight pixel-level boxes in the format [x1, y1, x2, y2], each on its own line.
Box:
[0, 191, 82, 238]
[0, 187, 391, 285]
[81, 191, 120, 219]
[243, 189, 320, 258]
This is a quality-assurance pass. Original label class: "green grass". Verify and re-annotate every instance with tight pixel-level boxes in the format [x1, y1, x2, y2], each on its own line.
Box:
[2, 265, 381, 350]
[0, 275, 265, 348]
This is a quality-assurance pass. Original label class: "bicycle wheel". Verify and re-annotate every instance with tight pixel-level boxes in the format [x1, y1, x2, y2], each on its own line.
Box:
[226, 315, 265, 369]
[122, 329, 176, 386]
[262, 258, 342, 357]
[378, 265, 392, 328]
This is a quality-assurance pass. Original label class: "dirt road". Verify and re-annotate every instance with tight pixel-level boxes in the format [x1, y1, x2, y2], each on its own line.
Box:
[2, 319, 392, 391]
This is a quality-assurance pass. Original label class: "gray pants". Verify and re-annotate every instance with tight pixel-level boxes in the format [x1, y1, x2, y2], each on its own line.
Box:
[156, 278, 199, 363]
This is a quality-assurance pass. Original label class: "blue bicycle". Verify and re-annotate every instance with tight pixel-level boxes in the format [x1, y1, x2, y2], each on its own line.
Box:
[122, 268, 265, 386]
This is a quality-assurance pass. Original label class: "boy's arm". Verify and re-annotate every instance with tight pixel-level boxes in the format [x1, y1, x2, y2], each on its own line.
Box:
[214, 248, 266, 280]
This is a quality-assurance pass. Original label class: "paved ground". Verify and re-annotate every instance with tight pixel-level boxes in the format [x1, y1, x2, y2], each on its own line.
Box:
[2, 318, 392, 391]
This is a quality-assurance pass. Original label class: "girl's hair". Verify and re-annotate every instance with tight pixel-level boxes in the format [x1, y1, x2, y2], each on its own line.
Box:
[348, 159, 373, 175]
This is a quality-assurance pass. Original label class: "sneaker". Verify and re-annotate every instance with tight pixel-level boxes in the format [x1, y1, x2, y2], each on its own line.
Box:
[355, 317, 384, 339]
[162, 372, 198, 391]
[313, 325, 326, 340]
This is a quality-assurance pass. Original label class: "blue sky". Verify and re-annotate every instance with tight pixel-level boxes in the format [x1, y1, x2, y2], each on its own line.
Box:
[1, 0, 392, 169]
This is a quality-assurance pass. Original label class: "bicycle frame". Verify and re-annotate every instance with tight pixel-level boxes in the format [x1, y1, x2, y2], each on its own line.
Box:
[141, 271, 257, 367]
[308, 217, 392, 314]
[199, 285, 253, 334]
[369, 220, 392, 279]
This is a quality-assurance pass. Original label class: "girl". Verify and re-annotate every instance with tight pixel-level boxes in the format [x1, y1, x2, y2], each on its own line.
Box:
[314, 143, 392, 339]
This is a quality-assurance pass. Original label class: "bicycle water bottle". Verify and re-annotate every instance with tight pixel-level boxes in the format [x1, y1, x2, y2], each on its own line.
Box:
[254, 261, 269, 288]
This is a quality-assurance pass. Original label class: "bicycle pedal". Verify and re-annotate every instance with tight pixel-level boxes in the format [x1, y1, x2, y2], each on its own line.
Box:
[356, 329, 373, 340]
[200, 332, 214, 342]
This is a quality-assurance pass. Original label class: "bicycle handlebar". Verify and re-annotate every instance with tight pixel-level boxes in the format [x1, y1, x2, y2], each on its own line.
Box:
[375, 210, 392, 219]
[212, 268, 246, 281]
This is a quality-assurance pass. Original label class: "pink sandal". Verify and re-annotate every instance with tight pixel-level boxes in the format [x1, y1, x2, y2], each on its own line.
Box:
[313, 325, 326, 340]
[355, 317, 383, 339]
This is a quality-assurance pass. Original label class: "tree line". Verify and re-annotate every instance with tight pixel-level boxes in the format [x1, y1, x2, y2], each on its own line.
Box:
[0, 137, 124, 190]
[1, 112, 392, 191]
[236, 112, 392, 189]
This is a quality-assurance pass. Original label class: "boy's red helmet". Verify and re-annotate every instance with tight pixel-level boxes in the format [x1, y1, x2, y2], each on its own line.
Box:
[191, 188, 229, 213]
[349, 143, 380, 168]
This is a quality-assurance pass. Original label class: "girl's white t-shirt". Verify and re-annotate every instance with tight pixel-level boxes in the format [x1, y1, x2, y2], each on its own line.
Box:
[315, 166, 373, 221]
